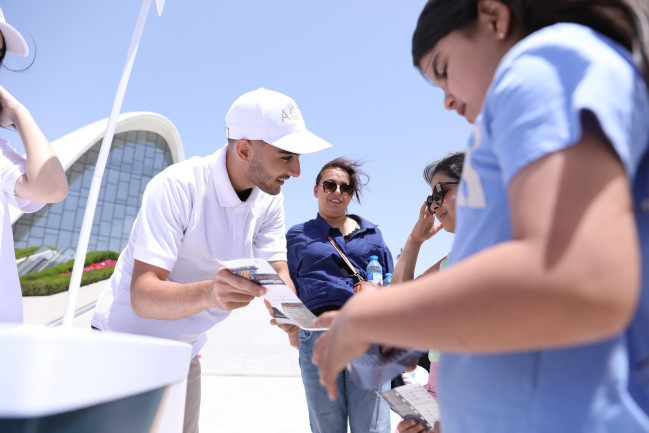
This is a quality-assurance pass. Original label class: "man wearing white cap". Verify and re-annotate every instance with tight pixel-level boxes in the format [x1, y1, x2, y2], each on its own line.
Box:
[91, 88, 332, 433]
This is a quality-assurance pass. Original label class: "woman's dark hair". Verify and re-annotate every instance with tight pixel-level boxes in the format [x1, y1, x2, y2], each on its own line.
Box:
[412, 0, 649, 87]
[315, 157, 369, 204]
[423, 150, 465, 185]
[0, 39, 6, 68]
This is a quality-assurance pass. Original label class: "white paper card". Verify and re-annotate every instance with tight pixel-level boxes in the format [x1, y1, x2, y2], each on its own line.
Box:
[378, 383, 439, 430]
[220, 258, 326, 331]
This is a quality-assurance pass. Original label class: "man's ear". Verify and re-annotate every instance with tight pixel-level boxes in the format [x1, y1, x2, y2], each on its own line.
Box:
[313, 184, 319, 198]
[235, 139, 252, 162]
[477, 0, 513, 40]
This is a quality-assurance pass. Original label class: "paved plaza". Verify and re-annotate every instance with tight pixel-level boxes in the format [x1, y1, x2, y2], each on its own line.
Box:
[23, 280, 401, 432]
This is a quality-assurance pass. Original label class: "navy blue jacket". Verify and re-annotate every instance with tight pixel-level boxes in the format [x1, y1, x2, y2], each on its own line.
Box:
[286, 213, 393, 312]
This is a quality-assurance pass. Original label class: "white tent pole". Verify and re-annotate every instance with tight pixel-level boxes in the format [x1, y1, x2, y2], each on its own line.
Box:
[61, 0, 155, 327]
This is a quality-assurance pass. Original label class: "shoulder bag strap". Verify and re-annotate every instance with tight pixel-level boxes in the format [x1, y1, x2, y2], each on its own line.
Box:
[328, 235, 364, 283]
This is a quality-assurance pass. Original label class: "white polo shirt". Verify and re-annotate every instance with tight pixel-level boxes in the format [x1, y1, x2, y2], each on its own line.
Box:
[0, 138, 44, 323]
[92, 144, 287, 357]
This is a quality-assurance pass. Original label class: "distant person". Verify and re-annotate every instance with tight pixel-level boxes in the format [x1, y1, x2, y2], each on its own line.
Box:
[0, 7, 68, 323]
[286, 158, 393, 433]
[392, 151, 464, 433]
[91, 88, 332, 433]
[313, 1, 649, 432]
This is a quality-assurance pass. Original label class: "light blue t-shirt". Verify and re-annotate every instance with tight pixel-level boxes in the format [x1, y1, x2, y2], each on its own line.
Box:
[441, 23, 649, 432]
[629, 133, 649, 413]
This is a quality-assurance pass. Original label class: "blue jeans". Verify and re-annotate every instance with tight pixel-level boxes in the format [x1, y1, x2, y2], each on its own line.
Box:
[299, 330, 391, 433]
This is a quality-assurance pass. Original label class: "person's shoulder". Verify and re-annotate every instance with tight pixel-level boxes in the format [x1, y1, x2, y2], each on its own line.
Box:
[353, 215, 379, 231]
[151, 154, 213, 184]
[489, 23, 637, 116]
[166, 153, 213, 173]
[354, 215, 389, 246]
[287, 221, 308, 236]
[503, 23, 631, 75]
[287, 217, 320, 238]
[512, 23, 600, 52]
[286, 222, 308, 249]
[139, 155, 215, 207]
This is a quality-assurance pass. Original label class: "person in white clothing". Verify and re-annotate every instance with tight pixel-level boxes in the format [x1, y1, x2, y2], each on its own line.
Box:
[91, 88, 332, 433]
[0, 6, 68, 323]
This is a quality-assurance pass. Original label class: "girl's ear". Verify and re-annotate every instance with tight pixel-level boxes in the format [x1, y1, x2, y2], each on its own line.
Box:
[477, 0, 513, 40]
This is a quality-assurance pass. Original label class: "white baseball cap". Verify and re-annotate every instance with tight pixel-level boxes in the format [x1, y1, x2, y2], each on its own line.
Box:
[225, 88, 332, 154]
[0, 7, 28, 57]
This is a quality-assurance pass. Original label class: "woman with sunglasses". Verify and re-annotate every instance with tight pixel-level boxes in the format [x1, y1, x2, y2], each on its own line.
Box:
[391, 151, 463, 433]
[0, 7, 68, 323]
[286, 157, 393, 433]
[393, 151, 465, 286]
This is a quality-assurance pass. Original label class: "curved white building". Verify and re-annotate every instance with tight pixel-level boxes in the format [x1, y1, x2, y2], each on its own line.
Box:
[11, 112, 184, 253]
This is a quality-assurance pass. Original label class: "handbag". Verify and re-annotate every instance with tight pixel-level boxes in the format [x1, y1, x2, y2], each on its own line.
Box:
[328, 235, 373, 294]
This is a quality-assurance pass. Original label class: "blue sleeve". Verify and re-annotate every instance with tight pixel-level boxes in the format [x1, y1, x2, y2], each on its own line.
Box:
[286, 224, 305, 294]
[488, 52, 582, 186]
[487, 36, 649, 186]
[375, 228, 394, 274]
[383, 247, 394, 274]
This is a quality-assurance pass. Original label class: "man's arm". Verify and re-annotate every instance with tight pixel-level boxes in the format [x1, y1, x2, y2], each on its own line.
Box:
[270, 260, 296, 294]
[130, 259, 266, 320]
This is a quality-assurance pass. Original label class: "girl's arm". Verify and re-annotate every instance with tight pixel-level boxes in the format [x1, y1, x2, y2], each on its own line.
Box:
[0, 85, 68, 203]
[313, 125, 639, 399]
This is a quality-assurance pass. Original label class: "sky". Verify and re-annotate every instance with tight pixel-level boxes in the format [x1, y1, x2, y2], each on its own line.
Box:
[3, 1, 473, 275]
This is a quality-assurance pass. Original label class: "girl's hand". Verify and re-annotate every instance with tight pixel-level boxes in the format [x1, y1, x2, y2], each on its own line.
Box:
[0, 85, 23, 127]
[396, 418, 433, 433]
[312, 307, 370, 400]
[411, 202, 443, 243]
[312, 310, 339, 329]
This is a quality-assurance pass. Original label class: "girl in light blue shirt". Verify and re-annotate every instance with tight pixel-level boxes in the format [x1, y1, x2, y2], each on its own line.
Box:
[313, 2, 649, 433]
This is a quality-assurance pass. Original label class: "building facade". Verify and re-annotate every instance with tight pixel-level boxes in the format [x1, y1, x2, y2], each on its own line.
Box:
[11, 112, 184, 254]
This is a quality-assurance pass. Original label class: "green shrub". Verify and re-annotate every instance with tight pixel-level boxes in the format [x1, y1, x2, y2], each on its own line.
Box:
[20, 275, 70, 297]
[15, 246, 52, 260]
[81, 267, 115, 286]
[20, 251, 119, 296]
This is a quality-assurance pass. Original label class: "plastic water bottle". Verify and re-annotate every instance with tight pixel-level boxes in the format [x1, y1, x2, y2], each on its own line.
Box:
[366, 255, 383, 286]
[383, 272, 392, 287]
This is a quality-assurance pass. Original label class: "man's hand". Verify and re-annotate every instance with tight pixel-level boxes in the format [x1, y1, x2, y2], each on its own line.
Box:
[209, 267, 266, 311]
[288, 331, 300, 349]
[264, 299, 300, 349]
[396, 418, 437, 433]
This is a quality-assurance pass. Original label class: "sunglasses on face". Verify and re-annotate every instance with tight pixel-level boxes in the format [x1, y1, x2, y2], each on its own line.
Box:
[426, 181, 459, 214]
[321, 179, 355, 197]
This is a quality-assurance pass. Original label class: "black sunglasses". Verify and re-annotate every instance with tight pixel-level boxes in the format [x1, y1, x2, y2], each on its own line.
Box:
[321, 179, 355, 197]
[426, 181, 459, 214]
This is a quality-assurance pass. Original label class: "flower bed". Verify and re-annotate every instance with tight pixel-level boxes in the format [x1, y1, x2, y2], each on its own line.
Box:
[60, 259, 117, 275]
